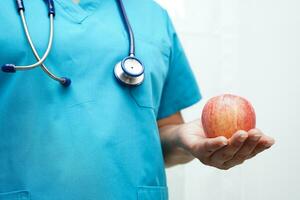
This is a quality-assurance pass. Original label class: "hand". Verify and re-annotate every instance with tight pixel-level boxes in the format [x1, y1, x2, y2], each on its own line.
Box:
[178, 119, 275, 170]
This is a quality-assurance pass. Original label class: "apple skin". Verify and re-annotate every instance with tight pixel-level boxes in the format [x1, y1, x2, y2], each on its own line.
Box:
[201, 94, 256, 139]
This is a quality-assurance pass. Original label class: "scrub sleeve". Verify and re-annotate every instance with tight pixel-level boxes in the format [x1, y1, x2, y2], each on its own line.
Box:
[157, 14, 202, 120]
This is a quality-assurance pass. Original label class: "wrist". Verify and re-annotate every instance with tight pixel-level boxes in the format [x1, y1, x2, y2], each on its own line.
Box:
[176, 123, 192, 151]
[171, 124, 195, 161]
[159, 124, 195, 166]
[163, 124, 188, 150]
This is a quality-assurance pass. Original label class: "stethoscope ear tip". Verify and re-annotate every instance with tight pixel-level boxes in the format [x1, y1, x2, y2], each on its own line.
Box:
[1, 64, 16, 73]
[60, 77, 71, 87]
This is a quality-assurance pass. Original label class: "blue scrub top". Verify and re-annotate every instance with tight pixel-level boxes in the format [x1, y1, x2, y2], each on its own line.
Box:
[0, 0, 201, 199]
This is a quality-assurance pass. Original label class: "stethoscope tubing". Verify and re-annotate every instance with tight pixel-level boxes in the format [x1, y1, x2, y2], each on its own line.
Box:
[117, 0, 135, 56]
[19, 10, 67, 84]
[16, 10, 54, 70]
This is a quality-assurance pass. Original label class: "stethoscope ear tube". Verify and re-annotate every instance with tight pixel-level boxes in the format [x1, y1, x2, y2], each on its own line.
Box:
[1, 64, 17, 73]
[61, 77, 71, 87]
[44, 0, 55, 16]
[16, 0, 25, 12]
[2, 1, 71, 87]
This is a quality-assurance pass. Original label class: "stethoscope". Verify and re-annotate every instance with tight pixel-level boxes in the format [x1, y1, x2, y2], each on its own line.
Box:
[1, 0, 145, 87]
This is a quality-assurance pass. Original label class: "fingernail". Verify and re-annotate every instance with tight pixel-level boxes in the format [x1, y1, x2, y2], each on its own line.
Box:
[264, 142, 274, 148]
[250, 135, 261, 142]
[222, 140, 228, 146]
[239, 132, 248, 142]
[219, 137, 228, 146]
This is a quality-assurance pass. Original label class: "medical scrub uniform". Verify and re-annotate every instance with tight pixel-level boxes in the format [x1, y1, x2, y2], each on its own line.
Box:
[0, 0, 201, 199]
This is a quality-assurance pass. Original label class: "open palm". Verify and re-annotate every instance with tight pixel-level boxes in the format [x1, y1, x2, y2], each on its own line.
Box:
[178, 119, 275, 170]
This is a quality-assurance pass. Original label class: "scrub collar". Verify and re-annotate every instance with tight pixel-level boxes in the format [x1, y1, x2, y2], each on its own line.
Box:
[54, 0, 102, 23]
[74, 0, 101, 12]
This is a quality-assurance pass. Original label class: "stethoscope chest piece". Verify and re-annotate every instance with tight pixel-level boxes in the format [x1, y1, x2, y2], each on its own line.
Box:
[114, 56, 145, 86]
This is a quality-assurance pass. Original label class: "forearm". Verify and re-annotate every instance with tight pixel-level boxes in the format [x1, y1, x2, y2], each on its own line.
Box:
[159, 124, 195, 167]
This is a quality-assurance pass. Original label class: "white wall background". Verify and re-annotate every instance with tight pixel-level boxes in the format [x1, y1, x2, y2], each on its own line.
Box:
[156, 0, 300, 200]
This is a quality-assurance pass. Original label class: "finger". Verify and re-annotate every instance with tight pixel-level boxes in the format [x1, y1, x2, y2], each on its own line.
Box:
[195, 136, 228, 158]
[210, 131, 248, 164]
[247, 135, 275, 159]
[231, 129, 262, 160]
[223, 129, 262, 167]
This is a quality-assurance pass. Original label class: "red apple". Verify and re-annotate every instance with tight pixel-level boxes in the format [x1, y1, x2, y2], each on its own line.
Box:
[201, 94, 256, 139]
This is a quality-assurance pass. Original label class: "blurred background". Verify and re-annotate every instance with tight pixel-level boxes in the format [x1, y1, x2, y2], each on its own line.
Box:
[155, 0, 300, 199]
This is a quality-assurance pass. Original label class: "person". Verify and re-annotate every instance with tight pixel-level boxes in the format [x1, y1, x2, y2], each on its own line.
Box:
[0, 0, 275, 199]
